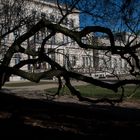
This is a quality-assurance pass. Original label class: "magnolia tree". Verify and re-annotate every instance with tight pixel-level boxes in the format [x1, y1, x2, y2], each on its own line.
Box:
[0, 0, 140, 104]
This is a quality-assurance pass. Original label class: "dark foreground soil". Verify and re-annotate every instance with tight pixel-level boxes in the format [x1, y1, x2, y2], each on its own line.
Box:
[0, 91, 140, 139]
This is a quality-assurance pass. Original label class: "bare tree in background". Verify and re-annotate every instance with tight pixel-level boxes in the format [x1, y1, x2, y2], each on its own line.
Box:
[0, 0, 140, 104]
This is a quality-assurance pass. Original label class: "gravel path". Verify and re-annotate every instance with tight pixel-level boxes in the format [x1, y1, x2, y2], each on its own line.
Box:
[3, 80, 87, 91]
[1, 80, 87, 101]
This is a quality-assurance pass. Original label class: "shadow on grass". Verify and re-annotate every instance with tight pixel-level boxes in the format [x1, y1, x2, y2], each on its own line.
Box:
[0, 90, 140, 139]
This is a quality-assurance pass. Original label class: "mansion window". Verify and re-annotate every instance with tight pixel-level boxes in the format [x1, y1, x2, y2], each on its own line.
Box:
[48, 48, 55, 61]
[69, 19, 74, 28]
[70, 55, 77, 67]
[14, 53, 21, 65]
[63, 35, 68, 44]
[82, 56, 92, 68]
[50, 14, 55, 22]
[62, 17, 68, 25]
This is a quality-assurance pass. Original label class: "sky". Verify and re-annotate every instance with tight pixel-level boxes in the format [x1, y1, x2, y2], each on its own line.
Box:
[79, 0, 140, 33]
[42, 0, 140, 33]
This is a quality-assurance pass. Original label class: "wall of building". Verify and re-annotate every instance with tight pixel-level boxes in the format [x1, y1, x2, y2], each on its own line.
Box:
[1, 0, 135, 81]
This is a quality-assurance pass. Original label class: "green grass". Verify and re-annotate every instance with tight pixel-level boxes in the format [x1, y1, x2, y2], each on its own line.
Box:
[4, 81, 140, 100]
[4, 81, 55, 87]
[46, 84, 140, 100]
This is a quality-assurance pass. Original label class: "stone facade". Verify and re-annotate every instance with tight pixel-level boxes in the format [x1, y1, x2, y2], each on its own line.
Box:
[0, 0, 135, 81]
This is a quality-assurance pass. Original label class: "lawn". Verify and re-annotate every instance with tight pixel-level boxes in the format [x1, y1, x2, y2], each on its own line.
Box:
[4, 80, 140, 100]
[4, 80, 55, 87]
[46, 84, 140, 100]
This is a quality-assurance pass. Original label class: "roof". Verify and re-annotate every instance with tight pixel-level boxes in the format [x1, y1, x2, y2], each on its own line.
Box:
[33, 0, 80, 13]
